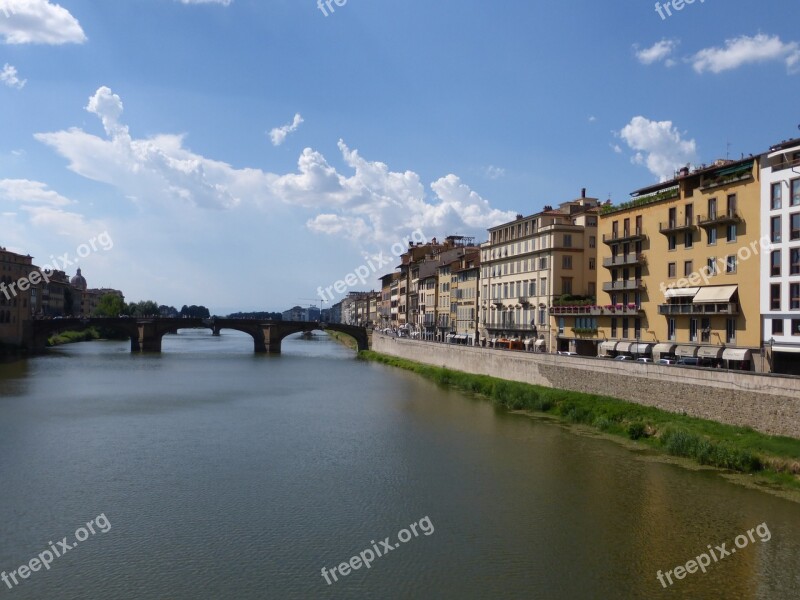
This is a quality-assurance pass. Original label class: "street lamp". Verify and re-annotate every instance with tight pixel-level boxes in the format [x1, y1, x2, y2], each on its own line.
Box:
[768, 337, 775, 372]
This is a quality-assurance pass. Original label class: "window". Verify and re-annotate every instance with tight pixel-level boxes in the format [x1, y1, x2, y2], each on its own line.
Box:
[540, 278, 547, 296]
[772, 319, 784, 335]
[791, 213, 800, 240]
[539, 308, 546, 326]
[668, 207, 677, 229]
[684, 231, 693, 248]
[793, 179, 800, 206]
[529, 280, 536, 296]
[562, 255, 572, 269]
[726, 318, 736, 344]
[708, 197, 717, 219]
[563, 234, 572, 248]
[589, 258, 596, 270]
[668, 262, 677, 278]
[634, 318, 641, 340]
[771, 283, 781, 311]
[708, 227, 717, 245]
[792, 248, 800, 275]
[668, 318, 676, 341]
[588, 282, 596, 296]
[772, 182, 783, 209]
[690, 318, 698, 342]
[611, 318, 617, 338]
[771, 216, 782, 243]
[685, 204, 693, 226]
[561, 278, 573, 295]
[793, 319, 800, 336]
[589, 235, 596, 249]
[707, 257, 718, 276]
[668, 235, 677, 251]
[791, 283, 800, 310]
[622, 318, 629, 339]
[701, 318, 711, 342]
[539, 257, 548, 270]
[771, 250, 782, 277]
[726, 255, 737, 274]
[727, 194, 737, 216]
[726, 223, 737, 243]
[684, 260, 693, 277]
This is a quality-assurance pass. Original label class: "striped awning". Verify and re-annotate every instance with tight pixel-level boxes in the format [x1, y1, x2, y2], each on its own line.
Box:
[722, 348, 752, 361]
[653, 343, 676, 357]
[600, 341, 617, 354]
[616, 342, 633, 353]
[676, 345, 699, 357]
[698, 346, 724, 359]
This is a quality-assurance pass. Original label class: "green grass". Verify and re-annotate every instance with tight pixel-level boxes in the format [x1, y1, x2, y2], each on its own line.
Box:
[47, 328, 100, 346]
[326, 330, 358, 351]
[358, 351, 800, 490]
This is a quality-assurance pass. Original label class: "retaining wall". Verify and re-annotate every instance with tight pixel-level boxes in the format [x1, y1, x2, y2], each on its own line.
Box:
[372, 334, 800, 438]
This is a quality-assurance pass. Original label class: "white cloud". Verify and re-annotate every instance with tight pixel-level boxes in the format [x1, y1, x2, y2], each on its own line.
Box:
[610, 143, 622, 154]
[0, 179, 73, 206]
[177, 0, 232, 4]
[0, 63, 25, 88]
[618, 116, 697, 182]
[691, 33, 800, 74]
[0, 0, 86, 44]
[484, 165, 506, 179]
[269, 113, 304, 146]
[588, 116, 597, 123]
[36, 87, 515, 246]
[635, 39, 678, 65]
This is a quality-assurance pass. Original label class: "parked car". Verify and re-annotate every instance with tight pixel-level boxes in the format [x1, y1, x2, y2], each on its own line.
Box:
[636, 358, 652, 363]
[557, 351, 578, 356]
[676, 357, 700, 366]
[656, 358, 674, 365]
[614, 355, 632, 361]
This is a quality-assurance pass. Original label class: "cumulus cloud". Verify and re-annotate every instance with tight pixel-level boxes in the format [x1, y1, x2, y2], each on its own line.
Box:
[36, 87, 515, 245]
[635, 39, 678, 65]
[483, 165, 506, 179]
[269, 113, 304, 146]
[618, 116, 697, 182]
[0, 63, 25, 88]
[691, 34, 800, 74]
[0, 179, 73, 206]
[0, 0, 86, 44]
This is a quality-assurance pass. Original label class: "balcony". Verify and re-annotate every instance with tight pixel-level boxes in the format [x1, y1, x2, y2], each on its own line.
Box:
[697, 211, 742, 228]
[518, 296, 530, 306]
[772, 157, 800, 173]
[659, 220, 696, 235]
[602, 279, 645, 292]
[602, 253, 646, 268]
[484, 323, 540, 332]
[657, 303, 739, 316]
[550, 305, 642, 316]
[603, 228, 646, 245]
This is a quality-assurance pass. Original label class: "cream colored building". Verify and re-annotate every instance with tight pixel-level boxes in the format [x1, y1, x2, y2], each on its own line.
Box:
[480, 192, 599, 353]
[597, 157, 762, 369]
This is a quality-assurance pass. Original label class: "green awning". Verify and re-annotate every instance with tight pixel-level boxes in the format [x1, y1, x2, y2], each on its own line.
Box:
[716, 161, 753, 176]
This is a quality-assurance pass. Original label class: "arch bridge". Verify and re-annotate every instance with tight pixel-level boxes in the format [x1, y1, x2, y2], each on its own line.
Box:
[26, 318, 369, 354]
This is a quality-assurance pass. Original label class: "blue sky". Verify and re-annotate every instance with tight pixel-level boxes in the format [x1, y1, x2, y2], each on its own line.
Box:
[1, 0, 798, 313]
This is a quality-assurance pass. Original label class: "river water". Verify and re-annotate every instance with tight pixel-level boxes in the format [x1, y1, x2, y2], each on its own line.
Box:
[0, 330, 798, 599]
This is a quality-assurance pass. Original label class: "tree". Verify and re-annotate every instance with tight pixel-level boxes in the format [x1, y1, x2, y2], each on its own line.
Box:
[128, 300, 160, 317]
[94, 293, 126, 317]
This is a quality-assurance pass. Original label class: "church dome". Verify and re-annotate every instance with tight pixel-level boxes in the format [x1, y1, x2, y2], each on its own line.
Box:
[71, 268, 87, 291]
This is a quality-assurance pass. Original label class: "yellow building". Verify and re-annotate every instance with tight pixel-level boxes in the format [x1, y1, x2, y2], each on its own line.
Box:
[0, 246, 36, 346]
[597, 157, 762, 369]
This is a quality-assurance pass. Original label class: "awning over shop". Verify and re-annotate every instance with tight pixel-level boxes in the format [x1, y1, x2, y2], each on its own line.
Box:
[676, 345, 699, 357]
[631, 343, 653, 355]
[698, 346, 724, 359]
[534, 339, 546, 347]
[693, 285, 738, 303]
[664, 287, 699, 299]
[722, 348, 752, 361]
[772, 345, 800, 354]
[653, 343, 676, 357]
[600, 341, 617, 354]
[616, 342, 633, 353]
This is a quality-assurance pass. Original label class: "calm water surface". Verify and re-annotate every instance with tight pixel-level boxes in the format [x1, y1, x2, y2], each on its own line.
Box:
[1, 330, 799, 599]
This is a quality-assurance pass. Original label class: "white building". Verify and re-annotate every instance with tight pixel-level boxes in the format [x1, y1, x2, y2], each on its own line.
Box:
[760, 137, 800, 374]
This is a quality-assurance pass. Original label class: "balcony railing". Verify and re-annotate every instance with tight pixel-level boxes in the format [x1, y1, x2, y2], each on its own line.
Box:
[697, 211, 742, 227]
[602, 253, 646, 268]
[659, 220, 696, 234]
[601, 279, 645, 292]
[657, 303, 739, 316]
[518, 296, 530, 305]
[772, 157, 800, 173]
[602, 228, 646, 244]
[550, 305, 642, 316]
[484, 323, 540, 331]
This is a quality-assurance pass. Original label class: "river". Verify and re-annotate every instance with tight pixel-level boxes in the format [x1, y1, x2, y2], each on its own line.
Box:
[0, 330, 798, 599]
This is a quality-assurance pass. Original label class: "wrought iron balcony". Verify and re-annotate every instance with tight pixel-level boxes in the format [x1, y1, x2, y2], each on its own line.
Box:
[659, 220, 696, 234]
[697, 211, 742, 228]
[601, 279, 645, 292]
[657, 302, 739, 316]
[602, 228, 646, 245]
[602, 253, 646, 268]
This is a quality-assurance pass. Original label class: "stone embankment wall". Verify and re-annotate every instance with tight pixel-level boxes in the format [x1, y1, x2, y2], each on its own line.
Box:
[372, 334, 800, 439]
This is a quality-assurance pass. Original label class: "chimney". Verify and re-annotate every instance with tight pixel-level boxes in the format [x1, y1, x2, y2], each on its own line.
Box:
[581, 188, 586, 198]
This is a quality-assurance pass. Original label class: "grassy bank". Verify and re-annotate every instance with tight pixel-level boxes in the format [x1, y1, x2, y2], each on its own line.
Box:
[359, 351, 800, 492]
[326, 330, 358, 351]
[48, 328, 100, 347]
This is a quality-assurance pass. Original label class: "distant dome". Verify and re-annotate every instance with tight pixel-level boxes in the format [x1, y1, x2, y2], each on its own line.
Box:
[71, 268, 87, 291]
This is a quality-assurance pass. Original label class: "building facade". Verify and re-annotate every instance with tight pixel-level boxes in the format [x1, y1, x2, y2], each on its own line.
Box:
[761, 137, 800, 374]
[597, 157, 762, 369]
